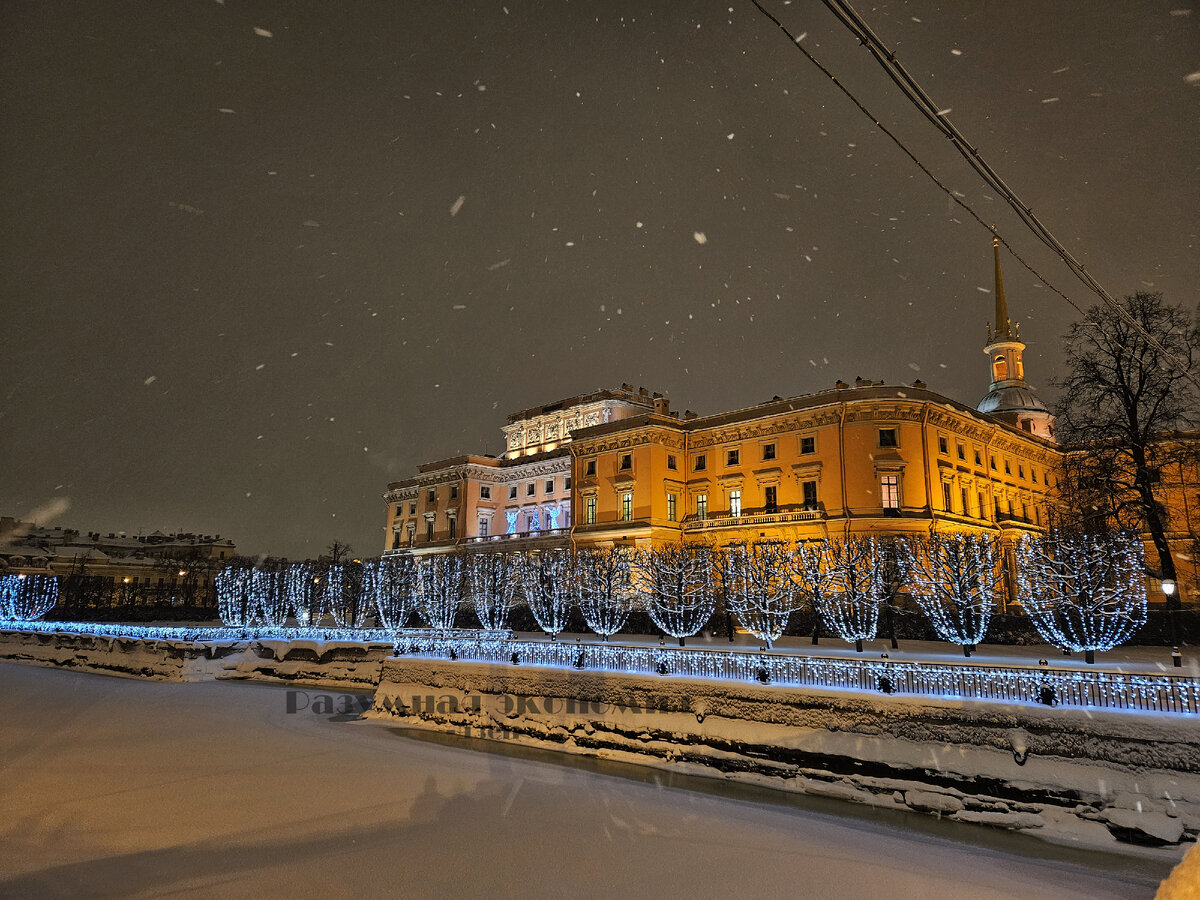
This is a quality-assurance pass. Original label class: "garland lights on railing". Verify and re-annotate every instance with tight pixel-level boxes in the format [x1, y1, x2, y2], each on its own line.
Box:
[3, 619, 1196, 716]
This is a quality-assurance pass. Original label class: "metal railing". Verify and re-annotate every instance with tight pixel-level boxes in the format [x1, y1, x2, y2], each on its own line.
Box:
[683, 509, 824, 532]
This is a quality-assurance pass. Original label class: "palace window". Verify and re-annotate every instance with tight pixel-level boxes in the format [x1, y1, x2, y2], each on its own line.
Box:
[427, 488, 436, 502]
[395, 505, 403, 518]
[425, 520, 435, 542]
[667, 454, 677, 470]
[585, 497, 597, 524]
[565, 476, 571, 490]
[881, 474, 900, 509]
[545, 479, 554, 494]
[448, 518, 457, 539]
[478, 518, 489, 538]
[667, 493, 677, 522]
[621, 492, 633, 522]
[730, 489, 742, 517]
[696, 493, 708, 520]
[994, 355, 1008, 380]
[878, 428, 898, 448]
[727, 449, 740, 467]
[938, 436, 948, 455]
[800, 436, 815, 454]
[480, 485, 491, 500]
[1018, 465, 1025, 480]
[695, 454, 707, 472]
[957, 443, 966, 461]
[586, 459, 596, 477]
[974, 450, 982, 467]
[449, 485, 458, 500]
[961, 487, 970, 517]
[527, 483, 535, 497]
[1004, 460, 1011, 475]
[762, 443, 776, 461]
[942, 482, 953, 512]
[978, 492, 987, 520]
[509, 486, 518, 500]
[409, 502, 417, 515]
[764, 485, 777, 512]
[802, 480, 818, 509]
[620, 453, 632, 471]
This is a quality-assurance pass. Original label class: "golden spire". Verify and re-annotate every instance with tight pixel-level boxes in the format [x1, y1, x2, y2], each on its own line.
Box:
[992, 228, 1012, 339]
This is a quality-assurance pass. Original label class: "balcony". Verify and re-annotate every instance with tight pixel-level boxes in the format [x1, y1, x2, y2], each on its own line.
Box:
[464, 528, 570, 544]
[682, 508, 824, 533]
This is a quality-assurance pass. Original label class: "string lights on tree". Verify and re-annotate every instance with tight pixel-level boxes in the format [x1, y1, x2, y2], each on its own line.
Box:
[216, 565, 253, 626]
[519, 550, 573, 638]
[371, 555, 419, 632]
[418, 553, 465, 631]
[575, 547, 636, 640]
[903, 534, 1000, 657]
[0, 573, 59, 620]
[725, 540, 803, 648]
[322, 561, 370, 629]
[637, 545, 716, 646]
[800, 538, 885, 652]
[285, 560, 321, 626]
[1016, 530, 1148, 663]
[464, 551, 520, 630]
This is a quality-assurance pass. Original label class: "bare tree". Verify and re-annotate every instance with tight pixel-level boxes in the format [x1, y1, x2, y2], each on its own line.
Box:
[903, 534, 1001, 657]
[464, 551, 520, 630]
[1053, 292, 1199, 632]
[725, 541, 802, 649]
[326, 540, 354, 565]
[322, 561, 370, 628]
[1, 573, 59, 620]
[637, 545, 717, 646]
[575, 547, 636, 640]
[285, 560, 322, 626]
[519, 550, 573, 638]
[1015, 530, 1148, 664]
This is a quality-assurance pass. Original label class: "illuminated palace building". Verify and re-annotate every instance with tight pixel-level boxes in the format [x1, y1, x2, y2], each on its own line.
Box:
[385, 240, 1072, 584]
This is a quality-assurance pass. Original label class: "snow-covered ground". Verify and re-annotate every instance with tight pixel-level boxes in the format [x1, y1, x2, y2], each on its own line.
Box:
[0, 661, 1177, 898]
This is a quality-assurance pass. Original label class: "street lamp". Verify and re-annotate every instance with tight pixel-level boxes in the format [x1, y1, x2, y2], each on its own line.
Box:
[1162, 579, 1177, 599]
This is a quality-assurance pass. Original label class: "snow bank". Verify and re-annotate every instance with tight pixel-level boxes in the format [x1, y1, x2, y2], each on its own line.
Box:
[370, 656, 1200, 854]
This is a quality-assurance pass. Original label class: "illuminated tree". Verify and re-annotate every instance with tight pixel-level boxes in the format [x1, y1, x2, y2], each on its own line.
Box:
[725, 541, 802, 648]
[0, 573, 59, 620]
[418, 553, 465, 630]
[323, 561, 370, 628]
[903, 534, 1001, 657]
[216, 564, 253, 626]
[1016, 531, 1148, 663]
[285, 560, 322, 626]
[637, 545, 716, 646]
[370, 555, 419, 632]
[575, 547, 636, 640]
[799, 538, 885, 652]
[519, 550, 573, 638]
[251, 565, 290, 627]
[464, 551, 520, 630]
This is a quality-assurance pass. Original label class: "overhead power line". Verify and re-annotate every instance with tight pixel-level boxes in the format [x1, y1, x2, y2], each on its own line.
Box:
[750, 0, 1200, 391]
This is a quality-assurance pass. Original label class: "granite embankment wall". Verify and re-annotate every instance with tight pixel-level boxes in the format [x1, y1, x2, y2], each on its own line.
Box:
[0, 629, 390, 688]
[370, 656, 1200, 853]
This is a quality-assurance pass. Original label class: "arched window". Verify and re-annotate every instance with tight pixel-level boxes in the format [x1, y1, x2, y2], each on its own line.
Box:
[993, 355, 1008, 380]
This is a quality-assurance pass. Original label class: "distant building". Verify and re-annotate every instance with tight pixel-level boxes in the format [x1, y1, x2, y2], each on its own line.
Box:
[0, 518, 236, 609]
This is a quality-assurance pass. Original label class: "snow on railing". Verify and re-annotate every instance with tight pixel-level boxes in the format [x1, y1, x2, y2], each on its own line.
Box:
[0, 619, 511, 646]
[3, 618, 1197, 715]
[391, 635, 1200, 716]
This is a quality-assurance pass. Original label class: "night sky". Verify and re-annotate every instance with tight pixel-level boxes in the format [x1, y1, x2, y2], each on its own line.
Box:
[2, 1, 1196, 559]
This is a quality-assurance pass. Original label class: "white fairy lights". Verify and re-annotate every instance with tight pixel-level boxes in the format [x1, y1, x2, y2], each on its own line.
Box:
[464, 551, 520, 630]
[903, 534, 1001, 657]
[1016, 531, 1148, 663]
[575, 547, 636, 640]
[519, 550, 573, 637]
[637, 545, 716, 646]
[725, 541, 803, 648]
[0, 573, 59, 620]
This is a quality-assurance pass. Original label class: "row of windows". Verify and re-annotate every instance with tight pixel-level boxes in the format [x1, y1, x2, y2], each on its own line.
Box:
[397, 477, 572, 517]
[581, 481, 823, 526]
[935, 436, 1051, 486]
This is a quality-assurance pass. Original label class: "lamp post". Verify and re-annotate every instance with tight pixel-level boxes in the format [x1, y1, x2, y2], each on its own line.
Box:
[1163, 579, 1181, 667]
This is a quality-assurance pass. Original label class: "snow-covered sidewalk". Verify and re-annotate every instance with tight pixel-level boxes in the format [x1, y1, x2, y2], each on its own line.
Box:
[0, 661, 1177, 898]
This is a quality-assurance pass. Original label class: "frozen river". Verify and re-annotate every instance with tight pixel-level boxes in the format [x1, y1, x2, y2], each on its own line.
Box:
[0, 662, 1178, 898]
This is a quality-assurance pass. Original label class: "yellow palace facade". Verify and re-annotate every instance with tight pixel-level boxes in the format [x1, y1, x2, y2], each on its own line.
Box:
[381, 239, 1195, 604]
